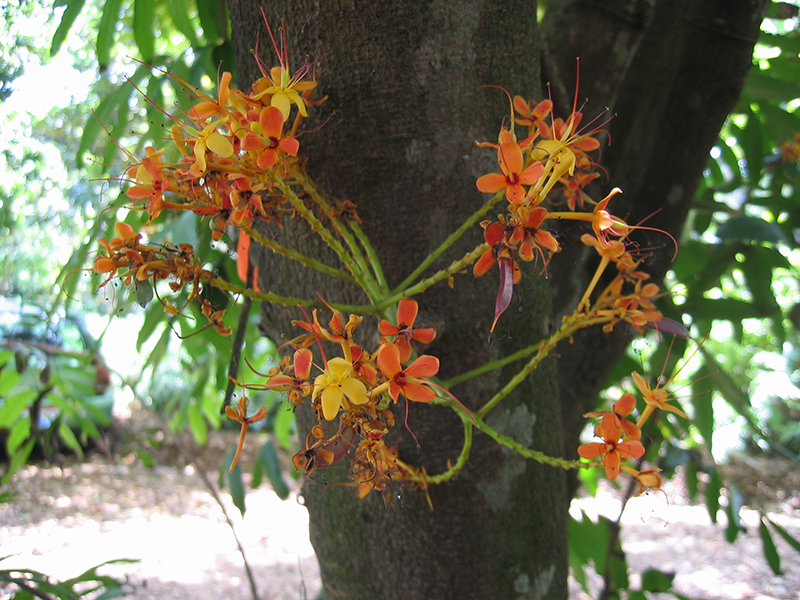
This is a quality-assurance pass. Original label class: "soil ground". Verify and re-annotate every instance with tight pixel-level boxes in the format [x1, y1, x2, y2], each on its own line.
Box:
[1, 415, 799, 600]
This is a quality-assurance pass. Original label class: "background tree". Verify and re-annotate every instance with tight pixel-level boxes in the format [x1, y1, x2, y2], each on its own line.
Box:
[222, 1, 769, 599]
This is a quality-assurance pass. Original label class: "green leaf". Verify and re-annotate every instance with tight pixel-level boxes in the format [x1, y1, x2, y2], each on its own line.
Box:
[272, 403, 295, 450]
[50, 0, 87, 57]
[717, 216, 788, 244]
[740, 109, 764, 185]
[691, 363, 715, 452]
[725, 484, 744, 543]
[2, 438, 35, 483]
[259, 438, 289, 500]
[7, 417, 31, 455]
[195, 0, 222, 42]
[759, 515, 782, 574]
[705, 469, 721, 524]
[212, 40, 236, 79]
[133, 0, 156, 62]
[744, 69, 800, 104]
[0, 363, 23, 396]
[166, 0, 201, 46]
[0, 389, 35, 428]
[96, 0, 124, 70]
[77, 64, 149, 167]
[568, 511, 611, 578]
[137, 305, 166, 352]
[687, 297, 765, 323]
[58, 422, 83, 457]
[187, 402, 207, 445]
[135, 278, 154, 308]
[226, 447, 246, 517]
[766, 518, 800, 554]
[137, 449, 155, 468]
[640, 568, 674, 593]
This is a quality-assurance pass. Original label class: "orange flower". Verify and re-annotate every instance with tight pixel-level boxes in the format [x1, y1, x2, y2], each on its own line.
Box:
[473, 221, 521, 332]
[632, 370, 689, 423]
[578, 435, 645, 481]
[476, 140, 544, 204]
[240, 106, 299, 169]
[225, 396, 267, 472]
[376, 342, 439, 404]
[584, 392, 641, 442]
[378, 298, 436, 364]
[508, 206, 559, 263]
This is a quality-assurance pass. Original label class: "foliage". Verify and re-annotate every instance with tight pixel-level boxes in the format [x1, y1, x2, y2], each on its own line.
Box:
[0, 556, 137, 600]
[2, 0, 800, 598]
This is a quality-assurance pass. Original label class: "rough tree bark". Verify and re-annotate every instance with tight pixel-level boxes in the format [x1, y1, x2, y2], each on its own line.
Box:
[225, 1, 767, 598]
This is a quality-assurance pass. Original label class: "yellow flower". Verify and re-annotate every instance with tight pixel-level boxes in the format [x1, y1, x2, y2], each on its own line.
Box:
[313, 357, 369, 421]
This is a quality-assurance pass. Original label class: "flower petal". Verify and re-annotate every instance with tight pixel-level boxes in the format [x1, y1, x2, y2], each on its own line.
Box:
[403, 381, 436, 403]
[476, 172, 507, 193]
[341, 377, 369, 405]
[404, 355, 439, 379]
[377, 343, 402, 378]
[396, 298, 418, 327]
[577, 442, 606, 460]
[321, 386, 344, 421]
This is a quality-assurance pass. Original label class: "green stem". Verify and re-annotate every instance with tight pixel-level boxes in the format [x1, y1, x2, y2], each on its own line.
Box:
[278, 181, 380, 300]
[289, 167, 385, 299]
[415, 421, 474, 485]
[242, 225, 355, 284]
[373, 243, 489, 312]
[348, 219, 389, 293]
[210, 277, 382, 315]
[473, 413, 592, 470]
[476, 312, 610, 419]
[392, 190, 505, 295]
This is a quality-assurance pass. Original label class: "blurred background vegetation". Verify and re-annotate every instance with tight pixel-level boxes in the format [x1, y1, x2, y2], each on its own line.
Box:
[0, 0, 799, 596]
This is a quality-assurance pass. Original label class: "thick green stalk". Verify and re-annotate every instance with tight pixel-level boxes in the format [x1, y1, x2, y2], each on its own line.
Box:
[242, 225, 355, 284]
[391, 190, 505, 295]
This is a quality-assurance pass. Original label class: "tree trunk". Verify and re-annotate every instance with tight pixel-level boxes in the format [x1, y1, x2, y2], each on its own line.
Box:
[540, 0, 769, 470]
[226, 0, 767, 598]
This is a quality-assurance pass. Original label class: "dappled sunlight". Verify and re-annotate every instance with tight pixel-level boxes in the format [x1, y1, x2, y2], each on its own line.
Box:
[0, 458, 321, 600]
[570, 475, 800, 600]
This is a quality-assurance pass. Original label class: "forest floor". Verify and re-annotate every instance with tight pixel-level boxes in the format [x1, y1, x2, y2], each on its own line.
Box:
[1, 411, 799, 600]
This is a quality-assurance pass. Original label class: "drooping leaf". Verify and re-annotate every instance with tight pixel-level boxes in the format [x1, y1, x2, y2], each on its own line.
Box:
[133, 0, 156, 62]
[50, 0, 87, 57]
[135, 278, 154, 308]
[6, 417, 31, 456]
[759, 515, 782, 575]
[691, 363, 715, 452]
[166, 0, 201, 47]
[744, 69, 800, 104]
[96, 0, 124, 70]
[187, 401, 207, 445]
[77, 64, 149, 167]
[717, 216, 788, 244]
[226, 446, 246, 517]
[640, 568, 675, 593]
[725, 484, 744, 543]
[766, 517, 800, 554]
[195, 0, 222, 42]
[272, 403, 295, 450]
[258, 438, 290, 500]
[705, 468, 722, 524]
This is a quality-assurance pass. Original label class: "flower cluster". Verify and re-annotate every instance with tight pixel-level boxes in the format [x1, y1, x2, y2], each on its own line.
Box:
[93, 222, 229, 334]
[579, 349, 694, 494]
[474, 92, 666, 334]
[246, 298, 455, 500]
